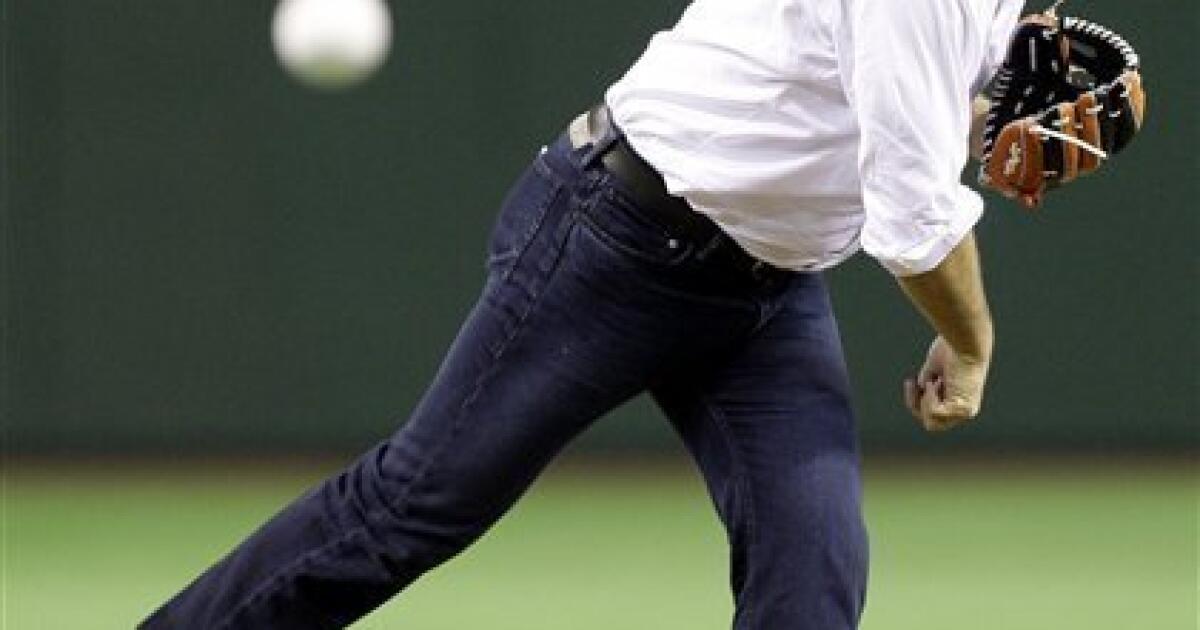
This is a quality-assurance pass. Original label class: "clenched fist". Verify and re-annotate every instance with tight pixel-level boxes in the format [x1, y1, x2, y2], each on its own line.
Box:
[903, 336, 991, 432]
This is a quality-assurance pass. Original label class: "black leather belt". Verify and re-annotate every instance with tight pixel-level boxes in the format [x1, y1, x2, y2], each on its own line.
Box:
[577, 105, 723, 248]
[573, 105, 789, 282]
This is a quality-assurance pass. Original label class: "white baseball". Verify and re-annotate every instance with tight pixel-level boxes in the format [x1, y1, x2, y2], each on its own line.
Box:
[272, 0, 393, 90]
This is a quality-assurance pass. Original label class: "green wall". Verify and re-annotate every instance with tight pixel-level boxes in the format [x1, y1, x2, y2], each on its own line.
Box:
[5, 0, 1196, 454]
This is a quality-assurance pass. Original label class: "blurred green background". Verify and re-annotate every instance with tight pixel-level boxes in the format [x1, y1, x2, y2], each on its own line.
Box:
[9, 459, 1196, 629]
[3, 0, 1196, 629]
[6, 0, 1196, 454]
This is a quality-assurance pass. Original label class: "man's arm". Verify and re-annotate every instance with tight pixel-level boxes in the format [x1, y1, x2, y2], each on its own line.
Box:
[896, 231, 993, 431]
[848, 0, 984, 275]
[969, 96, 991, 162]
[845, 0, 1003, 427]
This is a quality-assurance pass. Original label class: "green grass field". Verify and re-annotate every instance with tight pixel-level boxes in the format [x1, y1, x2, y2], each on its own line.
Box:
[6, 457, 1196, 629]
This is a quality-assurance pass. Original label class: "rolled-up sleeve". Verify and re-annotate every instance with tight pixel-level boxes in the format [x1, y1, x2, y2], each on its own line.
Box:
[848, 0, 983, 276]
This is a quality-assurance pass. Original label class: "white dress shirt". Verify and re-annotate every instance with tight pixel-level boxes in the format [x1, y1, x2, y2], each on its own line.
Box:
[606, 0, 1025, 275]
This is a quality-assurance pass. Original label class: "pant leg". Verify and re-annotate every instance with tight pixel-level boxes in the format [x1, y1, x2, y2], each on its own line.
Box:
[140, 138, 766, 630]
[651, 272, 869, 630]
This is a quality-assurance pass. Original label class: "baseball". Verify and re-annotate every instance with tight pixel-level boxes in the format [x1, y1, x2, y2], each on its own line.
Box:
[271, 0, 393, 90]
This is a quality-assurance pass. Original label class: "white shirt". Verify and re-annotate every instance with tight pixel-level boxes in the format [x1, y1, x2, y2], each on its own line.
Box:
[606, 0, 1025, 275]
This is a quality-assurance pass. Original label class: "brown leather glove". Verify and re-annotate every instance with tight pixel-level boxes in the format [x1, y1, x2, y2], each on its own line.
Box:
[979, 14, 1146, 208]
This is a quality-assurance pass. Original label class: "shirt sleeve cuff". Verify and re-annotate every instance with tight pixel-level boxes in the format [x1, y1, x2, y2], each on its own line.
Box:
[865, 185, 984, 277]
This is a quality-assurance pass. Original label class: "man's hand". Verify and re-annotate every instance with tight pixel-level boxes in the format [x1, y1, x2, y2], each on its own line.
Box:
[896, 232, 994, 433]
[903, 336, 991, 432]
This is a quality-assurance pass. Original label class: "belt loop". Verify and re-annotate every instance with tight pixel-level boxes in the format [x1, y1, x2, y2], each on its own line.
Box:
[750, 260, 769, 282]
[693, 232, 726, 261]
[581, 105, 622, 167]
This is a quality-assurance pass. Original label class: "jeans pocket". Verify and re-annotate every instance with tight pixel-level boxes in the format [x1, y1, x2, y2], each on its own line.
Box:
[578, 190, 693, 268]
[486, 156, 564, 274]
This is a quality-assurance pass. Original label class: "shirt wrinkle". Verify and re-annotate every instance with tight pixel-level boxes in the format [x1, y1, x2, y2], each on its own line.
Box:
[607, 0, 1024, 275]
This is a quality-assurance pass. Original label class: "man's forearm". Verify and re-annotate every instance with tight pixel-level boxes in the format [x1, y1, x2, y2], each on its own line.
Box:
[897, 232, 993, 361]
[969, 96, 990, 162]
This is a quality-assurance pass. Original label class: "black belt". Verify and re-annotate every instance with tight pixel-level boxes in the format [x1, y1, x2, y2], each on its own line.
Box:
[575, 105, 788, 282]
[580, 106, 721, 248]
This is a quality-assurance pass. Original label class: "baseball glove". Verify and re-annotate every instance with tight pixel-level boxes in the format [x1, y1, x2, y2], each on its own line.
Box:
[978, 9, 1146, 208]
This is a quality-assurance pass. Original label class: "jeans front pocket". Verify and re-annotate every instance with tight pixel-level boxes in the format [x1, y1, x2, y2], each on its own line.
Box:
[578, 187, 694, 268]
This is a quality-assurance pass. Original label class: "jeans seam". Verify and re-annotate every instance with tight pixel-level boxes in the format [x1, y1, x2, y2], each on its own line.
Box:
[214, 214, 577, 630]
[694, 391, 759, 630]
[497, 181, 564, 284]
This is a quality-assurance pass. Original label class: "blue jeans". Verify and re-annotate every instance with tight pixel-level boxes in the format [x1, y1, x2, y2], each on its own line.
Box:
[141, 134, 868, 629]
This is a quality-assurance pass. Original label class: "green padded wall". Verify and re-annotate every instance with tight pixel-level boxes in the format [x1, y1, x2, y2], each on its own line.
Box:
[5, 0, 1196, 454]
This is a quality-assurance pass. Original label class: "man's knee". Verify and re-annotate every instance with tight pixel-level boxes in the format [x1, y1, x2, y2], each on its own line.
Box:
[339, 441, 521, 573]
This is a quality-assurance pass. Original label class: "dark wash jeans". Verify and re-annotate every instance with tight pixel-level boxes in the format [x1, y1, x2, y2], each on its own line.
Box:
[141, 134, 868, 629]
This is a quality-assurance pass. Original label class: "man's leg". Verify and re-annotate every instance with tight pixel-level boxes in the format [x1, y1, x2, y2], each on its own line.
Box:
[652, 272, 869, 630]
[139, 140, 734, 629]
